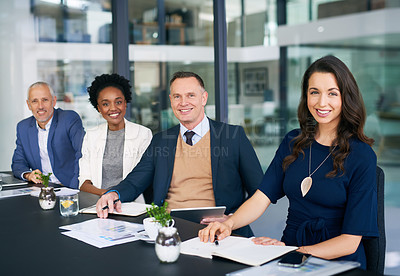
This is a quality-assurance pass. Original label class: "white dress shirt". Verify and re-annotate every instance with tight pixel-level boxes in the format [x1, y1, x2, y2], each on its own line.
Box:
[36, 118, 61, 184]
[179, 115, 210, 145]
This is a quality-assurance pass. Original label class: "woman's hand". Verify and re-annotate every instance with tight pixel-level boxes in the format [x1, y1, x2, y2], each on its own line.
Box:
[252, 237, 285, 246]
[198, 220, 233, 243]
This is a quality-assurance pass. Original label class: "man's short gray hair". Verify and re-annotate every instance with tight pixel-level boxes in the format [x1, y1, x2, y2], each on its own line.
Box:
[27, 81, 55, 99]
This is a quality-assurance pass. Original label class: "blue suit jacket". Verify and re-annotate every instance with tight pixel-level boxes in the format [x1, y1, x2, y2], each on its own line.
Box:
[113, 118, 263, 237]
[12, 108, 85, 189]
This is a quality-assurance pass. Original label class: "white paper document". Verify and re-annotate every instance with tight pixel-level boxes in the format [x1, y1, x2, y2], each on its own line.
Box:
[0, 187, 39, 199]
[60, 218, 144, 248]
[181, 236, 297, 266]
[80, 202, 151, 217]
[227, 257, 361, 276]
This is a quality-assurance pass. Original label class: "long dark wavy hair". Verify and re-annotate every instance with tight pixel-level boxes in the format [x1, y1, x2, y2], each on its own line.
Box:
[283, 55, 374, 177]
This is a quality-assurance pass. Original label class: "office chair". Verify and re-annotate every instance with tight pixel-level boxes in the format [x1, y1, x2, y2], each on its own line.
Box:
[362, 166, 386, 274]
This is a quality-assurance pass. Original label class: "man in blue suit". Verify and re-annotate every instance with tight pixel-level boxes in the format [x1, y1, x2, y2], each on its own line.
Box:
[96, 72, 263, 236]
[12, 82, 84, 189]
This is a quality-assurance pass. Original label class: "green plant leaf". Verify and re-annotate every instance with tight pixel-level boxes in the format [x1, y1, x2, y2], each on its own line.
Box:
[145, 202, 172, 227]
[35, 172, 52, 188]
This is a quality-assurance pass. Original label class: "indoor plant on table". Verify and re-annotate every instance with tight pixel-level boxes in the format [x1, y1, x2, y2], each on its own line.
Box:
[36, 172, 56, 210]
[145, 202, 181, 263]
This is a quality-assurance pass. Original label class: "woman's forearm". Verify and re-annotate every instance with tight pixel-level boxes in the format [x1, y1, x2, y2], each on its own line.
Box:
[297, 234, 362, 260]
[80, 180, 107, 196]
[229, 190, 271, 231]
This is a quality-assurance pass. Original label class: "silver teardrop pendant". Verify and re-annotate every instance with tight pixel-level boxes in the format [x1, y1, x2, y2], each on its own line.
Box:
[301, 176, 312, 197]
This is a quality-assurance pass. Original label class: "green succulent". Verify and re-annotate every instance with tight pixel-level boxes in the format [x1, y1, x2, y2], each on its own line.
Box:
[146, 202, 172, 227]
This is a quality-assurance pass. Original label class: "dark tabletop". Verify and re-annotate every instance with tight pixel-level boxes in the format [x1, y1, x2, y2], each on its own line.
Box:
[0, 186, 379, 276]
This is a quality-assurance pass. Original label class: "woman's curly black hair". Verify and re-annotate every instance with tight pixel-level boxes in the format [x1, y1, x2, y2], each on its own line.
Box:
[87, 73, 132, 111]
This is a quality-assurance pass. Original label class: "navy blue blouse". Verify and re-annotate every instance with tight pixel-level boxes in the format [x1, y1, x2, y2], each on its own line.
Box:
[259, 129, 379, 269]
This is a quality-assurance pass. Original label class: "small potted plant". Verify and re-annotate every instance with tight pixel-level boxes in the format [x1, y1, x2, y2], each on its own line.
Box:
[36, 172, 56, 210]
[145, 202, 172, 227]
[144, 202, 181, 263]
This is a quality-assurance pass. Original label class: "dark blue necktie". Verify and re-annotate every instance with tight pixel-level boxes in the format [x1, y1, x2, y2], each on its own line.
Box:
[184, 131, 195, 146]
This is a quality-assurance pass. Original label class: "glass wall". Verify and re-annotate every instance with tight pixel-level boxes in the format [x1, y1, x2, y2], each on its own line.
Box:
[31, 0, 112, 43]
[287, 0, 400, 25]
[227, 60, 281, 169]
[128, 0, 214, 46]
[227, 0, 277, 47]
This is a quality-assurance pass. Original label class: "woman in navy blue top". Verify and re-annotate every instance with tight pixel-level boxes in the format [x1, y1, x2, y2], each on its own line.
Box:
[199, 55, 378, 269]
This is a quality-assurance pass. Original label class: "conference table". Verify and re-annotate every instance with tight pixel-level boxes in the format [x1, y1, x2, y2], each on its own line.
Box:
[0, 182, 380, 276]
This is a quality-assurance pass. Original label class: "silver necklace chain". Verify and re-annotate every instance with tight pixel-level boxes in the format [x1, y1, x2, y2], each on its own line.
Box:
[308, 143, 337, 177]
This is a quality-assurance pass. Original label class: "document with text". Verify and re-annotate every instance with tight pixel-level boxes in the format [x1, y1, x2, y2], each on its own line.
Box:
[60, 218, 144, 248]
[181, 236, 297, 266]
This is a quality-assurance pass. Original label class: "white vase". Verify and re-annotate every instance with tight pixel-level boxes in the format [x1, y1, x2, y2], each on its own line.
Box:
[155, 227, 181, 263]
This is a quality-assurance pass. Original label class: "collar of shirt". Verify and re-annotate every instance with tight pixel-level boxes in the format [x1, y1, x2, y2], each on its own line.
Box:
[35, 116, 53, 132]
[180, 115, 210, 146]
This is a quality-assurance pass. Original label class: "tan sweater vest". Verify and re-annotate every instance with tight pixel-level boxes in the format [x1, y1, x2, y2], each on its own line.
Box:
[166, 131, 215, 209]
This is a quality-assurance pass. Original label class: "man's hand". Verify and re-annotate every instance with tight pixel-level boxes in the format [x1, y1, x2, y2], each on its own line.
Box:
[24, 169, 43, 184]
[95, 192, 122, 219]
[251, 237, 285, 246]
[198, 220, 233, 243]
[200, 214, 231, 225]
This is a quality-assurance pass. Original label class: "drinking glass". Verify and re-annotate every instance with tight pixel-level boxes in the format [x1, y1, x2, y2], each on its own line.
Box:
[59, 193, 79, 217]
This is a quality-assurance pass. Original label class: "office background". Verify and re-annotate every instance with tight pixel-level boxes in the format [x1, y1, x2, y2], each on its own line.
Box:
[1, 0, 399, 274]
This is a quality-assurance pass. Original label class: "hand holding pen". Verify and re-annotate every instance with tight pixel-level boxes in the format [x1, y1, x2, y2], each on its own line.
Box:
[96, 191, 122, 219]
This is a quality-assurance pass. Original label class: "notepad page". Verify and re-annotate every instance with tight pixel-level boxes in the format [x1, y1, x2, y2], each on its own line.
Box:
[180, 236, 246, 259]
[212, 238, 297, 266]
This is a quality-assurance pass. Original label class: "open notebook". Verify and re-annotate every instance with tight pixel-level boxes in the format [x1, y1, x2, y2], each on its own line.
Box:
[181, 236, 297, 266]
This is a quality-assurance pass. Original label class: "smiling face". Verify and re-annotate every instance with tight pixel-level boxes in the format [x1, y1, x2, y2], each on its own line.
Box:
[27, 84, 56, 129]
[307, 72, 342, 132]
[169, 77, 208, 130]
[97, 86, 127, 131]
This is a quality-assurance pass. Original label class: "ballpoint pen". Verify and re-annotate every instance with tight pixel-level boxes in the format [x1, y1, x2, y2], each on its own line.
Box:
[102, 198, 120, 210]
[214, 235, 219, 246]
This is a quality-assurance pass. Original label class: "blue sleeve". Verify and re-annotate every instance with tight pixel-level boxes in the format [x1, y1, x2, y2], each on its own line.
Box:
[258, 131, 296, 203]
[341, 144, 378, 237]
[68, 112, 85, 189]
[11, 122, 31, 178]
[112, 136, 157, 202]
[238, 126, 263, 197]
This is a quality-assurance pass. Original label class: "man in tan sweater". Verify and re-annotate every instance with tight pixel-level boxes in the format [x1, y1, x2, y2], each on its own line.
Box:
[96, 71, 263, 237]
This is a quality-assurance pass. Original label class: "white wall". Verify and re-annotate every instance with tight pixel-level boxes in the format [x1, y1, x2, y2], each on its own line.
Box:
[0, 1, 33, 171]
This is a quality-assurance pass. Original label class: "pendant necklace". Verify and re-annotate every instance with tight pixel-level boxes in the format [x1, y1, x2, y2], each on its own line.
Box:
[301, 143, 337, 197]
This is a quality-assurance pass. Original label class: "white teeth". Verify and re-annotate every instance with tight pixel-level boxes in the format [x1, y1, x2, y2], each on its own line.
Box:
[318, 110, 330, 114]
[109, 113, 119, 118]
[181, 109, 190, 112]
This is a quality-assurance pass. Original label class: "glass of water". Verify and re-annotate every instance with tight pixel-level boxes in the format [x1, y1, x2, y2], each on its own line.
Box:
[59, 193, 79, 217]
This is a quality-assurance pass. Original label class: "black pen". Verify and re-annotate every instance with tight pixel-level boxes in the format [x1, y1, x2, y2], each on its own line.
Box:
[102, 198, 120, 210]
[214, 235, 219, 246]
